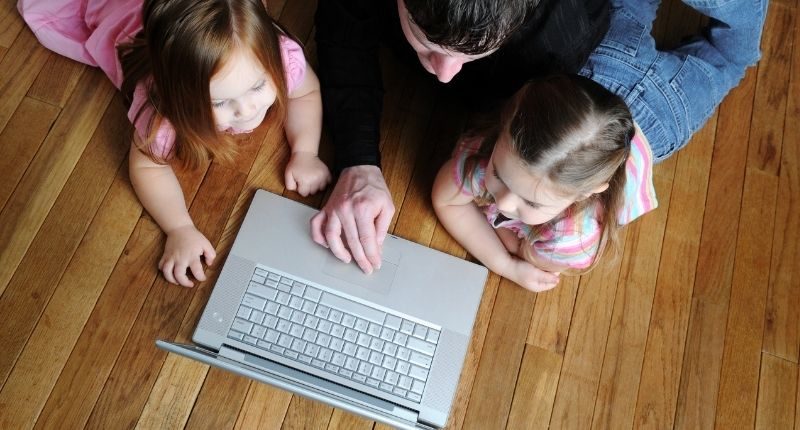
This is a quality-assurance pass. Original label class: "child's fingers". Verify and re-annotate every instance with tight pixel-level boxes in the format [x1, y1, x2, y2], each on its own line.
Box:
[285, 170, 297, 191]
[203, 246, 216, 266]
[161, 260, 177, 285]
[174, 263, 193, 288]
[189, 259, 206, 282]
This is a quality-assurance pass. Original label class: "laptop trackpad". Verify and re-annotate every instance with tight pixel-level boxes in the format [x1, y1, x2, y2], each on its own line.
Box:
[321, 252, 399, 294]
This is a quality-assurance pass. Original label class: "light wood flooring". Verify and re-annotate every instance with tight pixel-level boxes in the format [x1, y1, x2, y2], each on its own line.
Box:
[0, 0, 798, 428]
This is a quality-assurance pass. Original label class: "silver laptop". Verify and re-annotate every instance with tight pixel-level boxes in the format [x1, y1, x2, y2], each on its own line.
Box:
[157, 189, 487, 429]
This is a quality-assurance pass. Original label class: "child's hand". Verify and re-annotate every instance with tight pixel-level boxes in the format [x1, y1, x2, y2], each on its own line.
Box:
[285, 151, 331, 196]
[159, 224, 217, 288]
[504, 257, 560, 292]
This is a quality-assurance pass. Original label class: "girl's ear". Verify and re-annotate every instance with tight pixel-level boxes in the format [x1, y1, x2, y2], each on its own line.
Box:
[593, 183, 610, 194]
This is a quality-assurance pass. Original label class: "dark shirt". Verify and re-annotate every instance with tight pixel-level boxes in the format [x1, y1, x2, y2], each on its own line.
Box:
[315, 0, 611, 173]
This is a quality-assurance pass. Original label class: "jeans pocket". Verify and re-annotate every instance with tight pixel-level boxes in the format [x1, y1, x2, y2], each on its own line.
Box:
[598, 7, 648, 57]
[670, 55, 721, 137]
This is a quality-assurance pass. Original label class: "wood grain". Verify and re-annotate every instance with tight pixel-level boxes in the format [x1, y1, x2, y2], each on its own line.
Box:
[754, 353, 797, 430]
[715, 168, 779, 429]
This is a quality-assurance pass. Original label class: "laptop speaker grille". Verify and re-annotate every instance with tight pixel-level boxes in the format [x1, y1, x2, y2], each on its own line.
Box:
[197, 254, 255, 337]
[424, 330, 468, 412]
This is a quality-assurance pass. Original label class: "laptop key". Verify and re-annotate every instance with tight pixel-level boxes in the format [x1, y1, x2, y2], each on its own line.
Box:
[406, 337, 436, 356]
[408, 365, 429, 382]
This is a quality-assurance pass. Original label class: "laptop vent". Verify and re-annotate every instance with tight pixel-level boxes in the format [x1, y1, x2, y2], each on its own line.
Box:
[423, 330, 468, 412]
[197, 254, 255, 337]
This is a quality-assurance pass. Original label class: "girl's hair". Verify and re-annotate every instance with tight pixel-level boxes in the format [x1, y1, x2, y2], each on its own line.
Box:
[119, 0, 293, 169]
[469, 74, 634, 271]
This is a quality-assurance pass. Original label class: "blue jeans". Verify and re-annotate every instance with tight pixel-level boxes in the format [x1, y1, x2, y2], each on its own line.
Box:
[579, 0, 768, 161]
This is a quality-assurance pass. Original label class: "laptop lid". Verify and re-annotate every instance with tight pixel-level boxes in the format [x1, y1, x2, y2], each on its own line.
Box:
[159, 190, 488, 428]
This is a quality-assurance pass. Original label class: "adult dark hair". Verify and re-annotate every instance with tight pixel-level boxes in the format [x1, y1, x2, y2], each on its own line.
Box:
[404, 0, 534, 55]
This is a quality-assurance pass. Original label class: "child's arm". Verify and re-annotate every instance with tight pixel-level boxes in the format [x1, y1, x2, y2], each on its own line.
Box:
[129, 140, 216, 287]
[284, 66, 331, 196]
[432, 159, 560, 292]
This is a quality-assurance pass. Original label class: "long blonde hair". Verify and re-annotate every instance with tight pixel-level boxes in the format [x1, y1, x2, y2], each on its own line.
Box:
[465, 75, 634, 271]
[119, 0, 293, 169]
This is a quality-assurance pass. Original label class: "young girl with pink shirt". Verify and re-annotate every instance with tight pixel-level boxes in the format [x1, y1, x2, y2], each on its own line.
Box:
[18, 0, 331, 287]
[433, 75, 655, 292]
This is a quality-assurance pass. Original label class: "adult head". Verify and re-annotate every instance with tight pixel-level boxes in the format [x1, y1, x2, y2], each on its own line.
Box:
[397, 0, 532, 83]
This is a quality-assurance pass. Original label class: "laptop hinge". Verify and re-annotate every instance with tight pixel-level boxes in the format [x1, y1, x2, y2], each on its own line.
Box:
[218, 345, 422, 427]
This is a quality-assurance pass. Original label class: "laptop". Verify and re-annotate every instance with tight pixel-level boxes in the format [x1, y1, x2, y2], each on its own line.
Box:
[157, 189, 488, 429]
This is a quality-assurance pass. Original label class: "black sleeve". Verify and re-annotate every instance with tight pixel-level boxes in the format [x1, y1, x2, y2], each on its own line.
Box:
[314, 0, 385, 174]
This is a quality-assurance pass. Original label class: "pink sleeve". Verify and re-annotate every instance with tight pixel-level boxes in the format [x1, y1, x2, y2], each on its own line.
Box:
[527, 208, 603, 270]
[279, 35, 307, 94]
[128, 80, 176, 159]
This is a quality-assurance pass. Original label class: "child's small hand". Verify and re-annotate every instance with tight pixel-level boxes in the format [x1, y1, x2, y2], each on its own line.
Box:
[505, 257, 560, 292]
[159, 224, 217, 288]
[285, 151, 331, 197]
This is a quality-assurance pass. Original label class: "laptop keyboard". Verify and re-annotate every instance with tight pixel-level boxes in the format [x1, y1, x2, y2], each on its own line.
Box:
[226, 264, 440, 403]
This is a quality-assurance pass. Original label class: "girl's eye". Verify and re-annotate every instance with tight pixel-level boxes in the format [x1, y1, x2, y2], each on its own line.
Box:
[525, 201, 541, 209]
[252, 83, 266, 92]
[212, 100, 225, 108]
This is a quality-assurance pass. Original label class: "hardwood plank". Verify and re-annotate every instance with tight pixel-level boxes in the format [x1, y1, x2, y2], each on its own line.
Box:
[0, 95, 127, 387]
[232, 382, 292, 430]
[0, 0, 23, 48]
[462, 279, 535, 430]
[84, 164, 245, 430]
[0, 69, 114, 294]
[185, 369, 253, 430]
[632, 114, 717, 429]
[526, 275, 579, 354]
[0, 46, 7, 63]
[715, 168, 779, 428]
[590, 167, 674, 430]
[747, 3, 795, 175]
[763, 15, 800, 362]
[0, 28, 50, 133]
[548, 237, 626, 430]
[32, 218, 161, 430]
[135, 355, 208, 430]
[505, 345, 562, 430]
[280, 395, 333, 429]
[27, 54, 86, 107]
[0, 170, 139, 430]
[673, 66, 759, 430]
[327, 410, 374, 430]
[0, 96, 59, 211]
[755, 353, 797, 430]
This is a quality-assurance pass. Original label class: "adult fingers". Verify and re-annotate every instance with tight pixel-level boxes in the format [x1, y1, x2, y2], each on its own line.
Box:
[340, 211, 373, 274]
[374, 204, 394, 247]
[324, 215, 352, 264]
[310, 211, 329, 248]
[355, 213, 381, 270]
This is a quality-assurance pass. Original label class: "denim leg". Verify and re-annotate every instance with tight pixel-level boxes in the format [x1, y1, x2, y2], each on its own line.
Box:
[580, 0, 767, 161]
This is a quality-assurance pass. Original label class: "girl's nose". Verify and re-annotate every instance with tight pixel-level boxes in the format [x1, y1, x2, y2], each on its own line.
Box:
[429, 54, 463, 83]
[233, 99, 255, 119]
[494, 190, 516, 213]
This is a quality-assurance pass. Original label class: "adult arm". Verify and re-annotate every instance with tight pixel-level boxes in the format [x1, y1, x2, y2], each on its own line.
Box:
[312, 0, 394, 274]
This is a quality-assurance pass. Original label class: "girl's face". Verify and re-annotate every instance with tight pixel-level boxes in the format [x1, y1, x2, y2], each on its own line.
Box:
[486, 134, 600, 226]
[210, 48, 277, 134]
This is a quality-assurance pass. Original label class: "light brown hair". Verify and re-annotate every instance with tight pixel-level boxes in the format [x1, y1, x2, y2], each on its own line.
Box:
[119, 0, 294, 169]
[465, 75, 634, 272]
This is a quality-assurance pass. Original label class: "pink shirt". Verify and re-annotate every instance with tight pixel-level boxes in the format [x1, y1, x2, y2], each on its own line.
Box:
[452, 131, 658, 269]
[18, 0, 307, 157]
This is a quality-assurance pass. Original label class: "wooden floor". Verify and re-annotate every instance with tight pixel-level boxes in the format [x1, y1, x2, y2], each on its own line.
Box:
[0, 0, 798, 428]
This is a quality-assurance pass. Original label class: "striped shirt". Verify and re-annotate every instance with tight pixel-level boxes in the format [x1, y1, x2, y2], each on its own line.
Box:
[452, 130, 657, 269]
